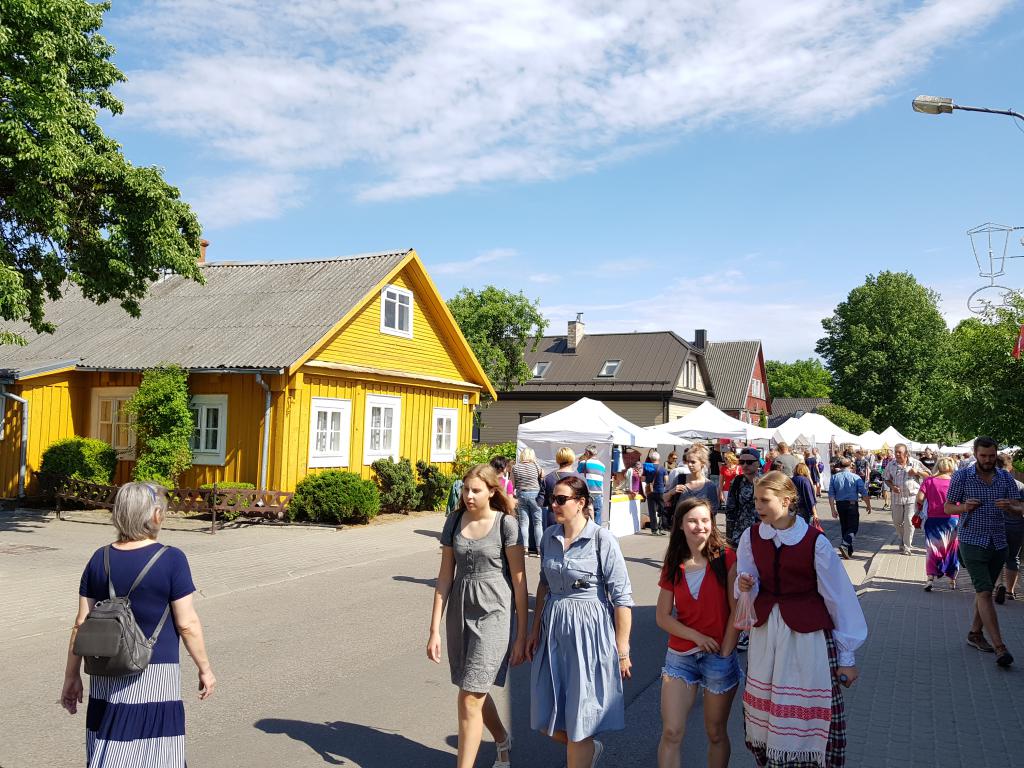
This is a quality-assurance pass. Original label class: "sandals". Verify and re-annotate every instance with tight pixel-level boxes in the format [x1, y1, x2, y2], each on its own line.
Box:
[493, 734, 512, 768]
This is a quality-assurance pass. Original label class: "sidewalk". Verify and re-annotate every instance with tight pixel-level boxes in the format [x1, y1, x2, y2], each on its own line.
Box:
[597, 503, 1024, 767]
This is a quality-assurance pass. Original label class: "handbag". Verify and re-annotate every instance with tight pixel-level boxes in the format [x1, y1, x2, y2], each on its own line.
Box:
[73, 545, 171, 677]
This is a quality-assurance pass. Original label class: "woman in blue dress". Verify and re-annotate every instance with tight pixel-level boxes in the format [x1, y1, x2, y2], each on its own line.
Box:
[61, 483, 216, 767]
[527, 475, 634, 767]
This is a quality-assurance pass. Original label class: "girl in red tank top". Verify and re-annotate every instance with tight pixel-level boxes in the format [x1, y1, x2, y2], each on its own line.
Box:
[736, 472, 867, 768]
[656, 497, 741, 768]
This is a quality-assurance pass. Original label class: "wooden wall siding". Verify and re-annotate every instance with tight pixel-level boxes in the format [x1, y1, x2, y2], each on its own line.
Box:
[274, 370, 474, 489]
[667, 402, 699, 422]
[479, 399, 665, 444]
[312, 271, 468, 382]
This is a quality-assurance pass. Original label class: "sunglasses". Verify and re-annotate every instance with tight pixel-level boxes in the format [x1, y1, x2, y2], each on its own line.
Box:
[739, 459, 758, 465]
[550, 494, 582, 506]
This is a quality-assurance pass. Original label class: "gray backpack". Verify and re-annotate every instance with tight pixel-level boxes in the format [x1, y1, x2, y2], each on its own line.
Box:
[73, 545, 171, 677]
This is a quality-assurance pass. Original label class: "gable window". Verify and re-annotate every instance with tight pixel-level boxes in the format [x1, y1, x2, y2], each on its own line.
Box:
[598, 360, 621, 378]
[91, 387, 137, 459]
[380, 284, 413, 338]
[431, 407, 458, 462]
[519, 413, 541, 424]
[532, 361, 550, 379]
[309, 397, 352, 468]
[364, 394, 402, 463]
[190, 394, 228, 465]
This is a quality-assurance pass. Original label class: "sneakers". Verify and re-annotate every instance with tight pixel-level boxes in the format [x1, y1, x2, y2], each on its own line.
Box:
[968, 632, 996, 653]
[591, 739, 604, 766]
[838, 546, 850, 560]
[995, 585, 1007, 605]
[996, 646, 1015, 668]
[924, 580, 933, 592]
[736, 632, 749, 652]
[844, 541, 854, 559]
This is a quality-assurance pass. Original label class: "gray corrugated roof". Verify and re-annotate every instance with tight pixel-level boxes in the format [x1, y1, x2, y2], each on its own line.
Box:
[704, 340, 761, 410]
[511, 331, 709, 396]
[770, 397, 831, 419]
[0, 251, 410, 371]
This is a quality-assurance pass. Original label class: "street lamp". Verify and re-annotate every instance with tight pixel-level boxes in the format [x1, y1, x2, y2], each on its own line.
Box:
[912, 94, 1024, 121]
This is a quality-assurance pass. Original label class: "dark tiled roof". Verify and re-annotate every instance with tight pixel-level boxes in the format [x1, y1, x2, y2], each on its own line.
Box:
[770, 398, 832, 418]
[0, 251, 410, 371]
[511, 331, 711, 397]
[704, 340, 761, 410]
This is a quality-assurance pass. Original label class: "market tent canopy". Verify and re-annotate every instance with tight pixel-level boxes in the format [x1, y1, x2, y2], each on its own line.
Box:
[857, 430, 885, 450]
[640, 424, 693, 447]
[879, 425, 914, 447]
[940, 440, 976, 454]
[660, 401, 773, 442]
[774, 412, 861, 447]
[517, 397, 664, 448]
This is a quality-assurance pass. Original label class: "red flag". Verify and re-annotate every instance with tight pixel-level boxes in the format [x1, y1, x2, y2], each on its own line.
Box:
[1014, 324, 1024, 360]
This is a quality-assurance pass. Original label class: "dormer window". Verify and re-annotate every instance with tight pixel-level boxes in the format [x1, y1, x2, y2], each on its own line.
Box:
[598, 360, 621, 378]
[381, 284, 413, 338]
[533, 361, 550, 379]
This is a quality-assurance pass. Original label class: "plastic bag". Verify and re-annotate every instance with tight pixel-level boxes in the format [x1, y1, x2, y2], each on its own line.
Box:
[733, 579, 757, 631]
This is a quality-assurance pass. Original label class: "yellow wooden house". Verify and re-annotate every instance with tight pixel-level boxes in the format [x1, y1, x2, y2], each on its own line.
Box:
[0, 249, 496, 498]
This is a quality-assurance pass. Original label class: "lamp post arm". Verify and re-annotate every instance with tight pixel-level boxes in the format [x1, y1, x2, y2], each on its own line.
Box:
[953, 104, 1024, 121]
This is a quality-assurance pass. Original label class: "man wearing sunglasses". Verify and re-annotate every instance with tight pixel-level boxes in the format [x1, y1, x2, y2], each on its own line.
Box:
[725, 447, 761, 548]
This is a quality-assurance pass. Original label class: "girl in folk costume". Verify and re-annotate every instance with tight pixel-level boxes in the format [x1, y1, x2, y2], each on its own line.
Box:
[737, 471, 867, 768]
[657, 497, 741, 768]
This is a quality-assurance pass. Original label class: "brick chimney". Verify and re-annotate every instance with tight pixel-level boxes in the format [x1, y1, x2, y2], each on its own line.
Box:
[199, 239, 209, 264]
[567, 313, 585, 352]
[694, 329, 708, 349]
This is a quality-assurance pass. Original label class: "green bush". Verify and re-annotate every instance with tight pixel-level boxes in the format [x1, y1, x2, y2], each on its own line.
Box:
[416, 461, 456, 512]
[371, 457, 421, 513]
[124, 365, 194, 487]
[199, 481, 256, 521]
[289, 471, 380, 524]
[40, 437, 117, 485]
[453, 441, 517, 477]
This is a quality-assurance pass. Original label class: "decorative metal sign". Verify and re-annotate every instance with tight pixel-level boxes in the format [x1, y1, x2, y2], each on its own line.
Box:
[966, 222, 1023, 315]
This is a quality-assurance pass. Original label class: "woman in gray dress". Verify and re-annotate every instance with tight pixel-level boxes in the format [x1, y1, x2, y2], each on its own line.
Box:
[527, 475, 634, 767]
[664, 444, 720, 521]
[428, 465, 528, 768]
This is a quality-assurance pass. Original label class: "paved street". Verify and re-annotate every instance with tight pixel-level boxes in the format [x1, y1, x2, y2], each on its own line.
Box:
[2, 501, 1022, 767]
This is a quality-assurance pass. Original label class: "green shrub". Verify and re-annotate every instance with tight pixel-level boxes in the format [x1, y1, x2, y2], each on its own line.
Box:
[371, 457, 421, 513]
[40, 437, 117, 485]
[416, 461, 456, 512]
[199, 481, 256, 521]
[290, 471, 380, 524]
[124, 365, 194, 487]
[453, 441, 517, 477]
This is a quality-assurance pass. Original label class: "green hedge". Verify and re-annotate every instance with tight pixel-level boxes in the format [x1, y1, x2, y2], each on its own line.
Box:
[453, 441, 516, 477]
[371, 457, 421, 514]
[199, 482, 256, 521]
[290, 471, 380, 524]
[416, 461, 456, 512]
[40, 437, 117, 485]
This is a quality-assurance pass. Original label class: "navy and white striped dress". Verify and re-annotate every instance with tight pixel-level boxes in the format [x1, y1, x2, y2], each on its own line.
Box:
[80, 543, 196, 767]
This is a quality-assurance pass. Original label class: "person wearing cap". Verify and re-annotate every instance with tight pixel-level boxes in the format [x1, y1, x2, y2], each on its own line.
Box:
[725, 448, 761, 548]
[578, 445, 607, 525]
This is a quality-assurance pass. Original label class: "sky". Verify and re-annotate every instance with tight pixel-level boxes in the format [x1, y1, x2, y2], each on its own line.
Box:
[98, 0, 1024, 361]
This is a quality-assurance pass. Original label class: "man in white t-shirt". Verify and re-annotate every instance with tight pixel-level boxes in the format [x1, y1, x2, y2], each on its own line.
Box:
[883, 443, 928, 555]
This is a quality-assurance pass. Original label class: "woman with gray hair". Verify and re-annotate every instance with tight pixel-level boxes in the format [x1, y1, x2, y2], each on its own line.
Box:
[60, 482, 215, 767]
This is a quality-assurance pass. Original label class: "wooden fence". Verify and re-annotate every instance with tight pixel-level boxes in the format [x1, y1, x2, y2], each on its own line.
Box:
[54, 477, 293, 534]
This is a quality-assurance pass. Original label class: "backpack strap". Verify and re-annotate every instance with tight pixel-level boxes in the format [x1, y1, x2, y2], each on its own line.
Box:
[103, 544, 173, 645]
[127, 546, 170, 597]
[594, 527, 609, 603]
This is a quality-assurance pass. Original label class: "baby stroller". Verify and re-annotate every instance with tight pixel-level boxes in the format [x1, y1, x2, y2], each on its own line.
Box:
[868, 468, 885, 499]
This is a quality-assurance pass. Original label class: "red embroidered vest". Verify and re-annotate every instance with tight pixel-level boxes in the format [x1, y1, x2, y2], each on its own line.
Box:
[751, 522, 834, 633]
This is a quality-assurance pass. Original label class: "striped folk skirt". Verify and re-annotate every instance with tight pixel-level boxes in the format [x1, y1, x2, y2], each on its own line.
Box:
[924, 516, 960, 579]
[86, 663, 186, 767]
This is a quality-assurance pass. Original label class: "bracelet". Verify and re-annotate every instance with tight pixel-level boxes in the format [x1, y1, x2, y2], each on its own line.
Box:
[618, 651, 630, 661]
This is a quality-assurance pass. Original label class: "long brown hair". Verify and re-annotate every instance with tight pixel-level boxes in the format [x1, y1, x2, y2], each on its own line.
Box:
[661, 496, 727, 587]
[455, 464, 516, 516]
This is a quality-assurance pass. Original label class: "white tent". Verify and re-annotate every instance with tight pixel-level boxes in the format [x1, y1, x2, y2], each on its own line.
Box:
[940, 440, 976, 455]
[661, 401, 774, 443]
[857, 430, 886, 450]
[776, 412, 862, 447]
[879, 425, 913, 447]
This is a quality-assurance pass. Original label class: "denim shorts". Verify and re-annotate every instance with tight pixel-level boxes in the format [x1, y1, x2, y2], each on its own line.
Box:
[662, 647, 742, 694]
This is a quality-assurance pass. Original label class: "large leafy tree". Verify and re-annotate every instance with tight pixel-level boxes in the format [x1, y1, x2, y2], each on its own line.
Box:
[939, 296, 1024, 448]
[447, 286, 548, 395]
[765, 358, 833, 399]
[816, 403, 872, 436]
[0, 0, 202, 344]
[816, 271, 949, 440]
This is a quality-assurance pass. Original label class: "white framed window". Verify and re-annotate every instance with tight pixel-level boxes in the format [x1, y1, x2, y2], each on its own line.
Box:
[598, 359, 621, 377]
[532, 361, 550, 379]
[364, 394, 402, 463]
[91, 387, 137, 459]
[380, 284, 413, 338]
[431, 407, 458, 462]
[309, 397, 352, 468]
[189, 394, 228, 465]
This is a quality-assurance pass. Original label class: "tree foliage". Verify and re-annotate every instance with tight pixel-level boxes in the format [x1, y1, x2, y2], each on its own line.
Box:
[765, 358, 832, 399]
[816, 272, 949, 440]
[816, 404, 872, 436]
[447, 286, 547, 394]
[0, 0, 203, 344]
[123, 365, 193, 487]
[939, 296, 1024, 448]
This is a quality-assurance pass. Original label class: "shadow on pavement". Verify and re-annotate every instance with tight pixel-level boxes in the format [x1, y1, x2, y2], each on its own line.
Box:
[254, 718, 453, 766]
[0, 509, 54, 533]
[414, 528, 443, 540]
[393, 574, 438, 587]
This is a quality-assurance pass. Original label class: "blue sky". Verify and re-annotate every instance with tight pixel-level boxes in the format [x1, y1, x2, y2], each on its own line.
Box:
[99, 1, 1024, 361]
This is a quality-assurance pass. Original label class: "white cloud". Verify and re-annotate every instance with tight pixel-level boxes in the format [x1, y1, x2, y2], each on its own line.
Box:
[118, 0, 1010, 210]
[431, 248, 517, 275]
[187, 172, 306, 229]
